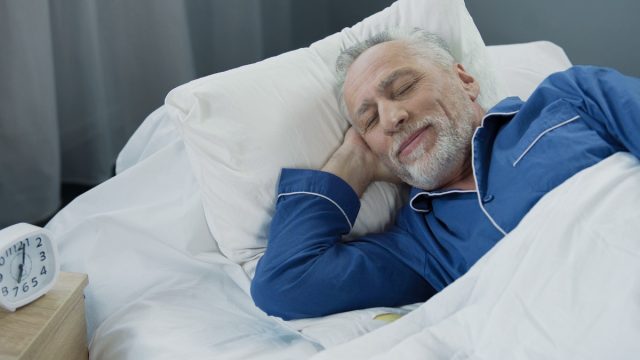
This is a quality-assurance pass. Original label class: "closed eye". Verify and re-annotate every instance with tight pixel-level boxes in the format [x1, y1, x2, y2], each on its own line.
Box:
[365, 113, 379, 132]
[394, 80, 417, 97]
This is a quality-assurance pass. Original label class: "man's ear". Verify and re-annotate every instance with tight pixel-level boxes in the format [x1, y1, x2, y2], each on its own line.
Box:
[454, 63, 480, 102]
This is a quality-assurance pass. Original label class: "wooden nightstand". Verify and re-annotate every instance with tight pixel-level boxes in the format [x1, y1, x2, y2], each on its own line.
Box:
[0, 272, 89, 360]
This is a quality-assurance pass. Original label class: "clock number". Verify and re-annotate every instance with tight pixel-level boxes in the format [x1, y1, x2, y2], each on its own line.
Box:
[12, 286, 19, 297]
[22, 283, 29, 293]
[31, 277, 38, 288]
[0, 256, 4, 266]
[36, 237, 42, 247]
[40, 251, 46, 261]
[41, 266, 47, 276]
[2, 287, 8, 296]
[0, 273, 2, 283]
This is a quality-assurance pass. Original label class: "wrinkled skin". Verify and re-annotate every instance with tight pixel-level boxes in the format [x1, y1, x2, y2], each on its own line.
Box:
[342, 40, 485, 191]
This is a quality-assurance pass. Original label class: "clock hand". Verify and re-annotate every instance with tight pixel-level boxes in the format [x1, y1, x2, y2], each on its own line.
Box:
[17, 245, 26, 283]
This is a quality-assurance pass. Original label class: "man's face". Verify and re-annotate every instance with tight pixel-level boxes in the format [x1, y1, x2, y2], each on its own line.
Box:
[343, 40, 482, 190]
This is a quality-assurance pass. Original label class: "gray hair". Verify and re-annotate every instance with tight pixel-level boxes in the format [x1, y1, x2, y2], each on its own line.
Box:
[335, 28, 455, 123]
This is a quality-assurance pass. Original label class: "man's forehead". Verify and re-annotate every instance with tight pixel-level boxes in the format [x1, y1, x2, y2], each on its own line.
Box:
[348, 41, 413, 77]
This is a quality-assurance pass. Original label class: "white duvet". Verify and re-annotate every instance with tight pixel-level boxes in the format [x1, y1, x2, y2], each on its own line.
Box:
[48, 107, 640, 359]
[48, 110, 412, 359]
[315, 151, 640, 359]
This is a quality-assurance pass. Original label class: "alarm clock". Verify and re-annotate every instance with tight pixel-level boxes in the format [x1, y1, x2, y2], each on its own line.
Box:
[0, 223, 60, 312]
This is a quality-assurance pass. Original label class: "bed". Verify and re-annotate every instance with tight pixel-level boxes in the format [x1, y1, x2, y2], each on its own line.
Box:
[45, 0, 640, 359]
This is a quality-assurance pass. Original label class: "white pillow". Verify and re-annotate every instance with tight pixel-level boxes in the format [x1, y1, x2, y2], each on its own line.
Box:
[166, 0, 507, 277]
[487, 41, 572, 100]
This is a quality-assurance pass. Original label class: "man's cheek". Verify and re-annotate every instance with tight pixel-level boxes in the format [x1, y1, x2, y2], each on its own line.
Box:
[378, 153, 399, 172]
[363, 136, 387, 156]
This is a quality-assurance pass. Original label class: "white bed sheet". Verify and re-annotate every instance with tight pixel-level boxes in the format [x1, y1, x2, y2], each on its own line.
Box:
[49, 135, 319, 359]
[48, 112, 414, 359]
[314, 152, 640, 359]
[51, 130, 640, 359]
[46, 41, 627, 360]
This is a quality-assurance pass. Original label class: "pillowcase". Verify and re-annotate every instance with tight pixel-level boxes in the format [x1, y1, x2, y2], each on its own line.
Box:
[166, 0, 507, 277]
[486, 41, 572, 100]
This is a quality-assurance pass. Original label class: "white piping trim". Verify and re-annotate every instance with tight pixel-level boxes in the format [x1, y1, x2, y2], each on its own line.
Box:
[471, 127, 508, 237]
[480, 110, 520, 127]
[409, 194, 431, 213]
[512, 115, 581, 167]
[410, 205, 431, 213]
[409, 195, 431, 213]
[278, 191, 353, 230]
[409, 190, 476, 213]
[414, 189, 476, 198]
[408, 110, 519, 218]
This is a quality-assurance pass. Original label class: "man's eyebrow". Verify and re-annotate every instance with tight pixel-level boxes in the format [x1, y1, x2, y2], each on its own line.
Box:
[377, 67, 420, 92]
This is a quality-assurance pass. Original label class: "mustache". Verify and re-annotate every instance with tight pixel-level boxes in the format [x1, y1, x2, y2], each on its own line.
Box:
[389, 117, 437, 157]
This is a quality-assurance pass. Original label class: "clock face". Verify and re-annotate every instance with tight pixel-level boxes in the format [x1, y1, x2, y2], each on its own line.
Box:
[0, 233, 56, 304]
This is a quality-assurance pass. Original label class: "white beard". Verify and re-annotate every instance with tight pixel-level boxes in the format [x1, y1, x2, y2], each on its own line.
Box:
[385, 95, 477, 190]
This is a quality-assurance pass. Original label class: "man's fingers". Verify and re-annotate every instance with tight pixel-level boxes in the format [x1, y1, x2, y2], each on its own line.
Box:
[342, 127, 403, 185]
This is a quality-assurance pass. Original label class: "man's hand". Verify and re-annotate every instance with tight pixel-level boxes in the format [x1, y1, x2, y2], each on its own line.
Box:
[322, 128, 401, 197]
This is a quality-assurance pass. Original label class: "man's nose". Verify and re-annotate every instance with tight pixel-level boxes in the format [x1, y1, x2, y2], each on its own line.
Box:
[380, 101, 408, 135]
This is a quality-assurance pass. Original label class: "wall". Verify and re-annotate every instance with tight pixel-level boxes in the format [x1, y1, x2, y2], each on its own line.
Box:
[267, 0, 639, 77]
[466, 0, 640, 77]
[262, 0, 395, 57]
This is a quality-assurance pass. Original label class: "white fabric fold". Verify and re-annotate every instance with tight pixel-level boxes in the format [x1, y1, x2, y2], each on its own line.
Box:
[313, 152, 640, 359]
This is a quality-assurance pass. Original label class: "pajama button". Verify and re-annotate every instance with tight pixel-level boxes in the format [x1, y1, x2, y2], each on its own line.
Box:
[482, 194, 494, 203]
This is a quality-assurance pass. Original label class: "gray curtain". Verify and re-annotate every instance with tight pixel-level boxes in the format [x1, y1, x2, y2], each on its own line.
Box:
[0, 0, 272, 227]
[1, 1, 60, 227]
[0, 0, 394, 227]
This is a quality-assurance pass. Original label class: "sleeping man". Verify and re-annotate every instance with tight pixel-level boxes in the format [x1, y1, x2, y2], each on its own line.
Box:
[250, 28, 640, 320]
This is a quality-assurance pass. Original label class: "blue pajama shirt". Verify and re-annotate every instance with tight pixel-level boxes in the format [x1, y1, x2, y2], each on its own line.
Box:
[251, 66, 640, 320]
